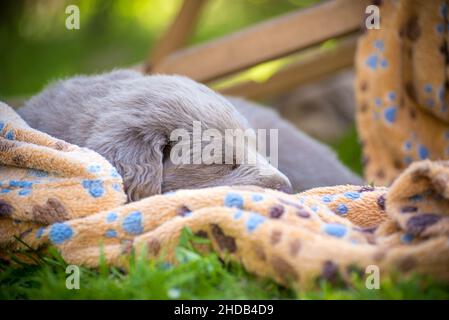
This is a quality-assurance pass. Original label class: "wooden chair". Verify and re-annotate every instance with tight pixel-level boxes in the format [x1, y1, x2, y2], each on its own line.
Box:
[143, 0, 369, 100]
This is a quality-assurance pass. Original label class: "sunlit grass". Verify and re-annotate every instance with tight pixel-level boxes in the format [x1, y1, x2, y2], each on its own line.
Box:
[1, 228, 448, 300]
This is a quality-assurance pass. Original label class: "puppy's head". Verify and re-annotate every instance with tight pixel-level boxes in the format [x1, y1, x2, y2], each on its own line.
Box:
[161, 115, 292, 195]
[96, 72, 291, 201]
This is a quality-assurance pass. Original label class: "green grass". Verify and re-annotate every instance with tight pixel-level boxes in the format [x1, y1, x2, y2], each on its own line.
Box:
[1, 228, 449, 300]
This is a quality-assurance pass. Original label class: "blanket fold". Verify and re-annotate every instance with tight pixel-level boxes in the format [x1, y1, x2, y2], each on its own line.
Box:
[1, 102, 449, 289]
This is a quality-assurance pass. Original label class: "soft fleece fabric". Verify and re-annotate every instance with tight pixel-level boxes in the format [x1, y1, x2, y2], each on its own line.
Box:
[1, 102, 448, 290]
[356, 0, 449, 186]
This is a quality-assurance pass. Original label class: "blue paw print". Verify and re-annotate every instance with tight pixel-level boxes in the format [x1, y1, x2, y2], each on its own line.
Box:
[403, 141, 412, 151]
[234, 210, 244, 220]
[422, 84, 443, 110]
[110, 168, 120, 178]
[5, 130, 14, 140]
[9, 180, 33, 188]
[388, 91, 397, 101]
[336, 203, 348, 215]
[323, 223, 348, 238]
[8, 180, 33, 196]
[321, 195, 334, 203]
[418, 145, 429, 159]
[18, 189, 31, 196]
[402, 135, 428, 164]
[365, 40, 388, 70]
[82, 179, 104, 198]
[366, 54, 378, 69]
[375, 97, 382, 107]
[106, 212, 118, 223]
[246, 213, 266, 233]
[344, 191, 360, 200]
[251, 194, 264, 202]
[384, 106, 397, 124]
[373, 40, 384, 51]
[224, 192, 244, 209]
[87, 164, 101, 173]
[122, 211, 143, 235]
[105, 229, 118, 238]
[49, 223, 74, 244]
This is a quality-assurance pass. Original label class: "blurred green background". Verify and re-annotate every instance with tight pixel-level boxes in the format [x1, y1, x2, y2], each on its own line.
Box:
[0, 0, 362, 174]
[0, 0, 318, 99]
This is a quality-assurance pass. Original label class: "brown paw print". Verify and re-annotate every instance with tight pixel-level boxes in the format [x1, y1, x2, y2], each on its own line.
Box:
[54, 141, 70, 151]
[210, 224, 237, 253]
[0, 200, 14, 217]
[0, 138, 16, 152]
[32, 198, 68, 224]
[12, 154, 26, 166]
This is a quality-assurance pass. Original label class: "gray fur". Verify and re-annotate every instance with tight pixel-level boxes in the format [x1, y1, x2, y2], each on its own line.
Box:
[18, 70, 292, 201]
[229, 97, 363, 191]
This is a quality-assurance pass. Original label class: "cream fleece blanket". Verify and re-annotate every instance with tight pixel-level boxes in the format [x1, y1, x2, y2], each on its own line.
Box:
[1, 102, 449, 290]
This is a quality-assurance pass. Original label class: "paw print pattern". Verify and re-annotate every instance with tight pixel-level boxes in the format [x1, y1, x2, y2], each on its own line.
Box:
[49, 223, 74, 244]
[371, 91, 398, 125]
[365, 40, 389, 71]
[318, 189, 368, 218]
[82, 179, 105, 198]
[122, 211, 143, 235]
[32, 198, 68, 224]
[5, 130, 15, 140]
[401, 134, 430, 165]
[436, 3, 449, 34]
[323, 223, 348, 238]
[224, 192, 244, 209]
[3, 180, 34, 197]
[87, 164, 101, 173]
[0, 122, 15, 141]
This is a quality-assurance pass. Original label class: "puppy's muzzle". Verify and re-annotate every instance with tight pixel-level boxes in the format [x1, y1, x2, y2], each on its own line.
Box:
[277, 183, 293, 194]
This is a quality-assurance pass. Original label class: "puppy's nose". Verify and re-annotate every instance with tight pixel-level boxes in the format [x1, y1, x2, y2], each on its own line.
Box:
[268, 169, 293, 193]
[273, 173, 293, 194]
[277, 183, 293, 194]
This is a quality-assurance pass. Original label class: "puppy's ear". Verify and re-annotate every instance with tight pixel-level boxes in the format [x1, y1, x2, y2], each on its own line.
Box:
[88, 129, 167, 202]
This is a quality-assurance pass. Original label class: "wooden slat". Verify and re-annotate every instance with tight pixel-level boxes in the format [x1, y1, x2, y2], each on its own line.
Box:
[218, 36, 358, 100]
[152, 0, 368, 82]
[144, 0, 206, 73]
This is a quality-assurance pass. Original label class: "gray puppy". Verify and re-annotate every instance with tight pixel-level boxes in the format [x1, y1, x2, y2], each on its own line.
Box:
[18, 70, 292, 201]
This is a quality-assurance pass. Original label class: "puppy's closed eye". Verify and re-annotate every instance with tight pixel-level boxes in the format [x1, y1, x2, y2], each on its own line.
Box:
[162, 143, 173, 163]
